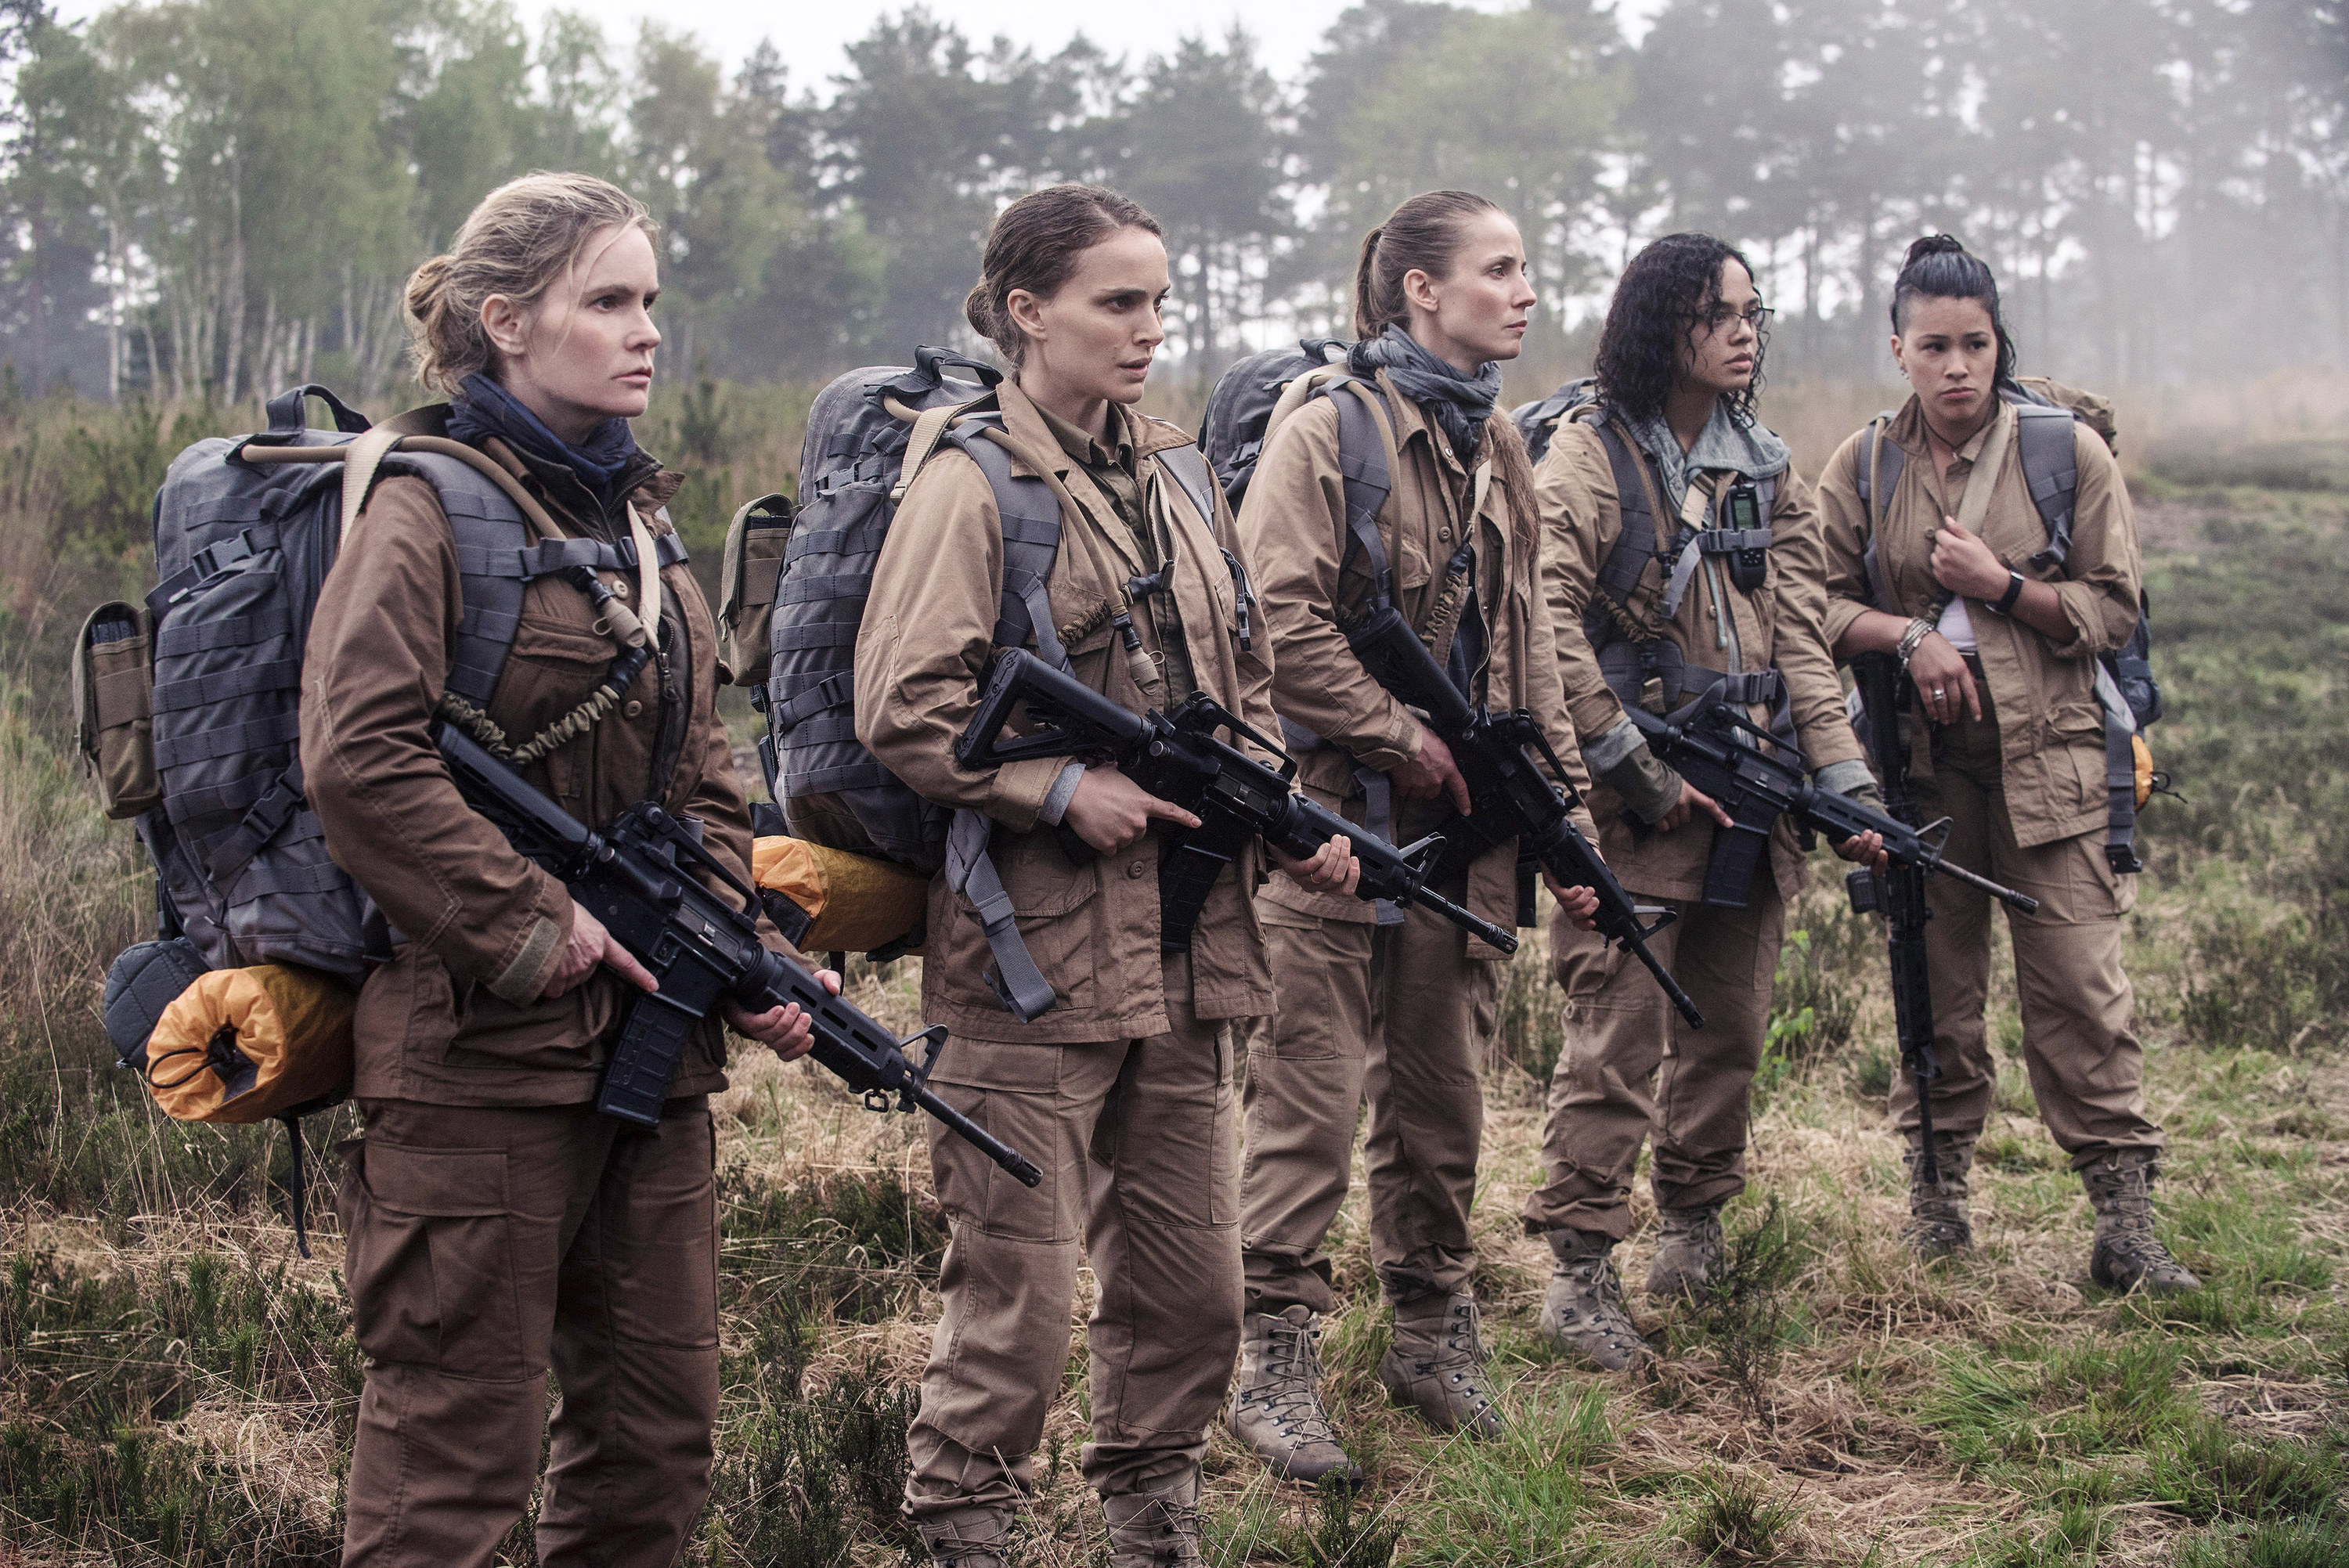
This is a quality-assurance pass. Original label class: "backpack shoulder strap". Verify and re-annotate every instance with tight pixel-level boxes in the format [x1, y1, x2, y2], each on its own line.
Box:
[1854, 413, 1903, 614]
[1588, 416, 1668, 612]
[2012, 401, 2082, 571]
[1309, 373, 1397, 611]
[1153, 441, 1220, 531]
[940, 413, 1070, 672]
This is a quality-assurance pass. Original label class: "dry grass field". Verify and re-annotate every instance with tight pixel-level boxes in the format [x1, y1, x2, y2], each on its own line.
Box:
[1, 373, 2344, 1566]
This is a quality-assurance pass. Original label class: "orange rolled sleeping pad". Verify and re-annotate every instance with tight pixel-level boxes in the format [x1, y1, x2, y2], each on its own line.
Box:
[751, 836, 929, 954]
[144, 964, 356, 1123]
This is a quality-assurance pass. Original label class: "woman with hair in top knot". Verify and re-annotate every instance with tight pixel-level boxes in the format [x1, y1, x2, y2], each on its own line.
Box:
[1517, 232, 1886, 1375]
[1815, 234, 2196, 1296]
[1227, 189, 1604, 1483]
[855, 182, 1358, 1568]
[304, 171, 831, 1567]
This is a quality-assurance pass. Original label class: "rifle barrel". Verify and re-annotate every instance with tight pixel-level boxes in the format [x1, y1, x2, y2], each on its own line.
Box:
[1411, 885, 1518, 954]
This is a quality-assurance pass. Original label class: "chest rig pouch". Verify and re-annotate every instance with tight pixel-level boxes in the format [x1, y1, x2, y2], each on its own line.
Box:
[1580, 411, 1795, 755]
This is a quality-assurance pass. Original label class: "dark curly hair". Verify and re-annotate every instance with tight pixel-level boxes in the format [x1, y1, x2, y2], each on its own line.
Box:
[1591, 232, 1766, 426]
[1890, 233, 2018, 387]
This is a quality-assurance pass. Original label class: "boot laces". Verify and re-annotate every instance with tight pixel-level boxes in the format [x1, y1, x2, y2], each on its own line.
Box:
[1249, 1318, 1338, 1442]
[1556, 1256, 1643, 1350]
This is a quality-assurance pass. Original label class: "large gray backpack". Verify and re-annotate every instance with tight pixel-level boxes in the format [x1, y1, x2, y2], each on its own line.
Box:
[742, 348, 1221, 1020]
[81, 385, 672, 1035]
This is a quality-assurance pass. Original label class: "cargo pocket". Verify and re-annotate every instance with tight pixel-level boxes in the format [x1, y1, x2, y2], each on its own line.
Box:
[73, 602, 161, 820]
[947, 832, 1103, 1017]
[716, 492, 793, 687]
[342, 1139, 525, 1380]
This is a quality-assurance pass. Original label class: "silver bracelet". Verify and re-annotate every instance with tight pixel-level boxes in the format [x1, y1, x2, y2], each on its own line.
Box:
[1895, 616, 1936, 679]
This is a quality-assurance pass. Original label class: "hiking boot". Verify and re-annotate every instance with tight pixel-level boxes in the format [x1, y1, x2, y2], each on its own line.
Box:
[914, 1505, 1012, 1568]
[1378, 1292, 1506, 1437]
[2083, 1148, 2201, 1295]
[1905, 1133, 1976, 1260]
[1102, 1475, 1205, 1567]
[1538, 1228, 1651, 1372]
[1645, 1202, 1725, 1299]
[1226, 1304, 1361, 1486]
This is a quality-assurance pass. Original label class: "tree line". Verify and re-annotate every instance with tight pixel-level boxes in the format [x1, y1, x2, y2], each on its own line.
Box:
[1, 0, 2342, 405]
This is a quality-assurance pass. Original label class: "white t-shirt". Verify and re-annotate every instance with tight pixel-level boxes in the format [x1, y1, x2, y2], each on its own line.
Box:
[1936, 595, 1978, 654]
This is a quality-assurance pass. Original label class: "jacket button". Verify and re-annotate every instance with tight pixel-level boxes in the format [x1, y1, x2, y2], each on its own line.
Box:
[623, 699, 644, 719]
[1438, 527, 1452, 542]
[1127, 861, 1146, 879]
[613, 580, 630, 599]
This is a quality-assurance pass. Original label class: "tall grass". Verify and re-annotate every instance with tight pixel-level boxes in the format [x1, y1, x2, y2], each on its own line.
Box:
[2, 383, 2347, 1562]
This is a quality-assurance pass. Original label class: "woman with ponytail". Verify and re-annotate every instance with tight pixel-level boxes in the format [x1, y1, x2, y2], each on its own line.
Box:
[1815, 235, 2193, 1294]
[854, 183, 1356, 1567]
[302, 172, 829, 1565]
[1228, 190, 1603, 1478]
[1517, 232, 1885, 1374]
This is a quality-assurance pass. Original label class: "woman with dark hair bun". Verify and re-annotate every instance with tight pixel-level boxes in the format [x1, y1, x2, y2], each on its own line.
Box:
[1517, 232, 1885, 1372]
[856, 182, 1357, 1567]
[1227, 189, 1604, 1478]
[1814, 234, 2195, 1295]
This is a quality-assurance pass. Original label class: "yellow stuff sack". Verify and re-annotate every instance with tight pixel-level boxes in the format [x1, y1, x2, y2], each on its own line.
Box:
[144, 964, 356, 1124]
[2133, 734, 2155, 809]
[752, 836, 930, 955]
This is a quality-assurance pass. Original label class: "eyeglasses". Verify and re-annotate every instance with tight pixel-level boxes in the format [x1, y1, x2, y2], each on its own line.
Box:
[1693, 304, 1775, 333]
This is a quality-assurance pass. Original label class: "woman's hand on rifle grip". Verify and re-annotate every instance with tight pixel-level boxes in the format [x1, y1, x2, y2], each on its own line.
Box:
[1064, 766, 1200, 855]
[545, 903, 659, 1000]
[1391, 726, 1472, 814]
[1654, 780, 1735, 835]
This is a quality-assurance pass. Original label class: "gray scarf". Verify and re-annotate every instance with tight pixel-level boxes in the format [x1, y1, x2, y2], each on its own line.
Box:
[1622, 402, 1791, 513]
[1350, 325, 1501, 462]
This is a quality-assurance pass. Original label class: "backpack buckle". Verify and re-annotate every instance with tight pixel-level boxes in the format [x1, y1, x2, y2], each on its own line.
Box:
[190, 529, 259, 582]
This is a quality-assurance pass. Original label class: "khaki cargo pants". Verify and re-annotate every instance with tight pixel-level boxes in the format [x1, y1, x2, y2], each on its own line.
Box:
[1892, 690, 2162, 1165]
[337, 1096, 720, 1568]
[904, 955, 1242, 1521]
[1521, 869, 1784, 1241]
[1238, 889, 1500, 1314]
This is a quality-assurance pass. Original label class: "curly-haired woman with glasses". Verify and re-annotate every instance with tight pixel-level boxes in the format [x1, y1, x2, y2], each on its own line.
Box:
[1516, 232, 1885, 1371]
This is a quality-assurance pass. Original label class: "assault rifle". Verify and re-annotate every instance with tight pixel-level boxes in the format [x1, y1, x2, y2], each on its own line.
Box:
[1846, 653, 1949, 1184]
[1341, 605, 1705, 1028]
[951, 649, 1518, 956]
[436, 723, 1043, 1187]
[1619, 692, 2040, 918]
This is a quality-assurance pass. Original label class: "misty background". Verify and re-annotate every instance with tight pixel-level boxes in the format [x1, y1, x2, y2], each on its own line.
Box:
[1, 0, 2344, 409]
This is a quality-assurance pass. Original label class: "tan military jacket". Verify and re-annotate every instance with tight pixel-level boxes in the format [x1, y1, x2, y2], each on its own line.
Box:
[856, 382, 1277, 1043]
[1538, 415, 1861, 903]
[1239, 369, 1590, 939]
[1816, 396, 2143, 849]
[304, 442, 763, 1106]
